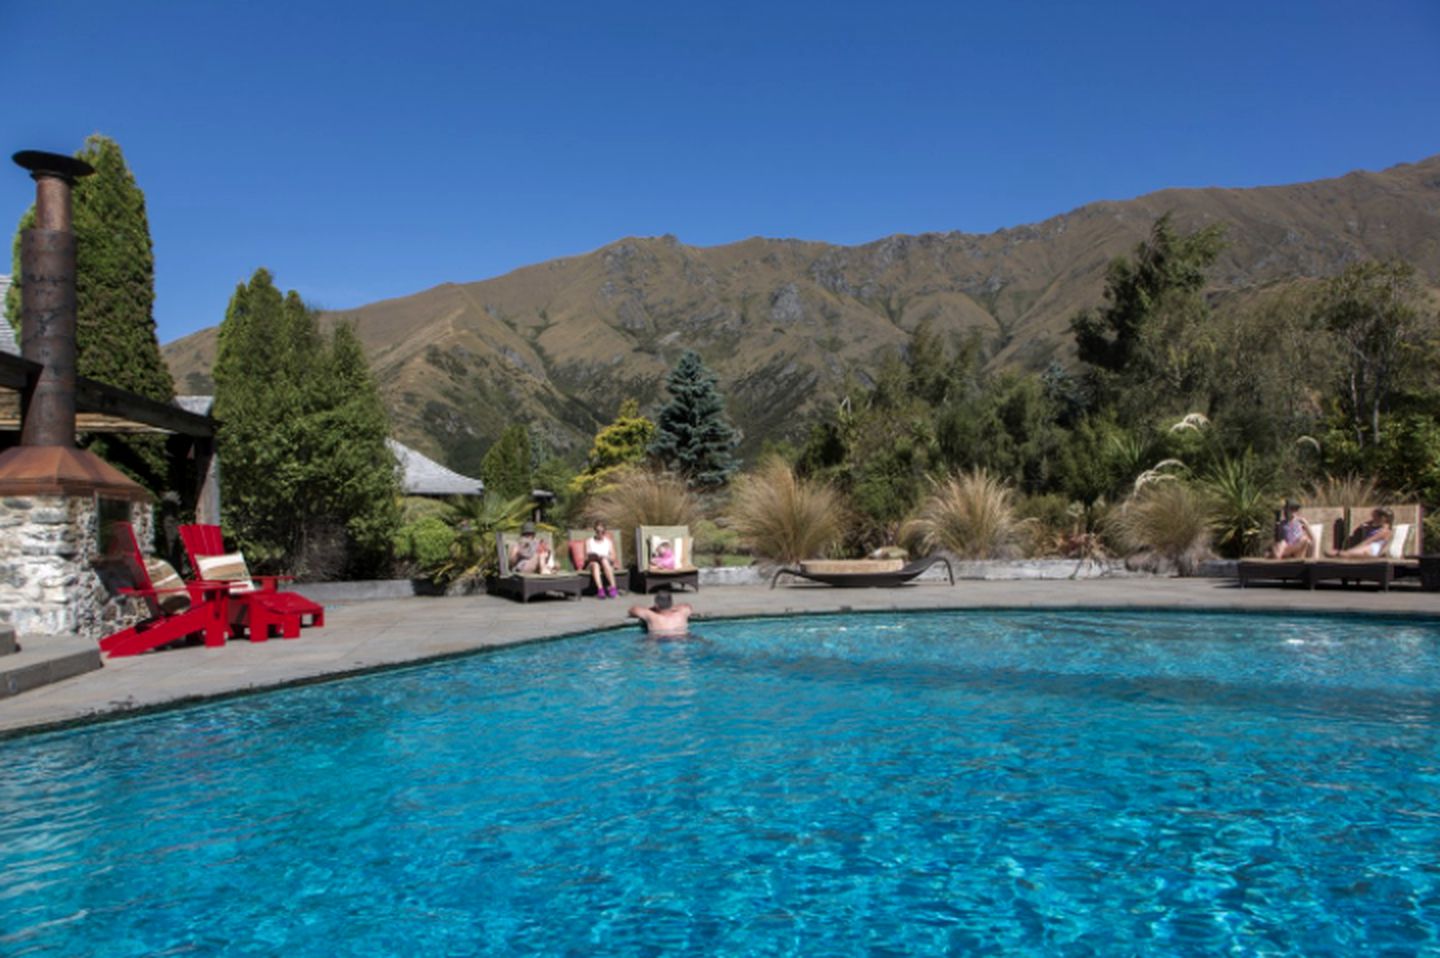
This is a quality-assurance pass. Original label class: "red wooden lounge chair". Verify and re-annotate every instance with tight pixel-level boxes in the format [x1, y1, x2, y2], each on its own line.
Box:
[179, 524, 325, 640]
[95, 522, 230, 657]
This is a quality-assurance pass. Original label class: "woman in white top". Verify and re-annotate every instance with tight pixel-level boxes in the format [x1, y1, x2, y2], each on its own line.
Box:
[1328, 507, 1394, 558]
[586, 522, 619, 598]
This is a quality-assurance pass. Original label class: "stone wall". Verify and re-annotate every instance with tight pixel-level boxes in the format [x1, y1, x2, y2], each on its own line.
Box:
[0, 495, 152, 641]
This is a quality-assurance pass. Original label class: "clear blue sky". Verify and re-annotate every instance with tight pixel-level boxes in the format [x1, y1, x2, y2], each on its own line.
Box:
[4, 0, 1437, 344]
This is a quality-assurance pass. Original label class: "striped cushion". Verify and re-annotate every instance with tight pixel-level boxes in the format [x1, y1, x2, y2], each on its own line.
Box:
[143, 558, 191, 614]
[195, 552, 257, 594]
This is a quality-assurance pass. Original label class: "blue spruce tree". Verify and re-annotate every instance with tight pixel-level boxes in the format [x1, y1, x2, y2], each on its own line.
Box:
[649, 350, 739, 487]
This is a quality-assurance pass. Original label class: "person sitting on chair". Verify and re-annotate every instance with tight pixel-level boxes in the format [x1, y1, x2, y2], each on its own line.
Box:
[509, 522, 556, 574]
[1328, 507, 1394, 558]
[1266, 500, 1313, 559]
[586, 521, 620, 599]
[651, 539, 677, 570]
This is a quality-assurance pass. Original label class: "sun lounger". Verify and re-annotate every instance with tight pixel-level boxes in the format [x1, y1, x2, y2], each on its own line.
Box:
[566, 528, 632, 594]
[1236, 507, 1342, 588]
[633, 525, 700, 593]
[770, 555, 955, 589]
[490, 530, 586, 602]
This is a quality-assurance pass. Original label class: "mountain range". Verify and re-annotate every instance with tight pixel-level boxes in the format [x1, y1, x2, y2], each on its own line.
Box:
[163, 154, 1440, 476]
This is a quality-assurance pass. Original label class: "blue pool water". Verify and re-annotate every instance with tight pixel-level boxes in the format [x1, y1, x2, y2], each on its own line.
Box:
[3, 610, 1440, 956]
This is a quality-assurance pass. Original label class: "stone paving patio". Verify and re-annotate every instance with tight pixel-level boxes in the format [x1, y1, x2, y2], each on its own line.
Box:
[3, 577, 1439, 737]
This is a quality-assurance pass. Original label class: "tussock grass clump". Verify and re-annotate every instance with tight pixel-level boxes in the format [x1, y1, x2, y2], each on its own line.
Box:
[1305, 473, 1390, 508]
[585, 466, 698, 551]
[1108, 480, 1216, 575]
[728, 458, 846, 565]
[902, 469, 1027, 560]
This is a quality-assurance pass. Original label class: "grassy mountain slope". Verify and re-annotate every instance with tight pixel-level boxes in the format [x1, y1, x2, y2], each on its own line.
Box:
[165, 155, 1440, 474]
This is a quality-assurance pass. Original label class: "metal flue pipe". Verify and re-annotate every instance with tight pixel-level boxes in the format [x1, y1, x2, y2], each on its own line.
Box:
[12, 149, 95, 449]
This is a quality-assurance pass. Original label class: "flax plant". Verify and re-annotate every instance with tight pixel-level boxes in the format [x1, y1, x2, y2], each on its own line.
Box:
[902, 469, 1028, 560]
[728, 458, 846, 565]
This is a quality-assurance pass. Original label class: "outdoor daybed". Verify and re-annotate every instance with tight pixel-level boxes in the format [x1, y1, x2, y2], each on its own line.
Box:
[489, 531, 586, 603]
[770, 556, 955, 589]
[632, 525, 701, 594]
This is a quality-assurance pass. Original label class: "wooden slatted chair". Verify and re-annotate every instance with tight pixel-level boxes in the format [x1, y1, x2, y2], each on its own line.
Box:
[94, 521, 231, 657]
[179, 524, 325, 640]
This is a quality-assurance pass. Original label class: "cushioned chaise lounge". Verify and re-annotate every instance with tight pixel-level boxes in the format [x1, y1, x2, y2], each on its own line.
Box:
[490, 531, 586, 602]
[566, 528, 632, 594]
[1307, 506, 1422, 591]
[770, 556, 955, 589]
[1237, 507, 1342, 589]
[632, 525, 700, 594]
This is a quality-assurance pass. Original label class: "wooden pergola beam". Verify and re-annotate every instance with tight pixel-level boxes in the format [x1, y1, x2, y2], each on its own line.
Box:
[0, 352, 40, 392]
[0, 354, 214, 437]
[73, 378, 214, 437]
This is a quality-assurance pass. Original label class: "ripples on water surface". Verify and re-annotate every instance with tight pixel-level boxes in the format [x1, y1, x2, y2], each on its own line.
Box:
[3, 610, 1439, 956]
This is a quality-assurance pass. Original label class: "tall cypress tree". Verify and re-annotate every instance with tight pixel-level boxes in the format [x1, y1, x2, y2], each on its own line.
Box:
[8, 135, 176, 489]
[649, 350, 740, 488]
[310, 322, 400, 576]
[214, 270, 398, 577]
[481, 424, 533, 501]
[213, 269, 294, 566]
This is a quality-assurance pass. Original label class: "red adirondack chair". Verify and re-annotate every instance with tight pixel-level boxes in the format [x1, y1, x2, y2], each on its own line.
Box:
[178, 524, 325, 641]
[96, 522, 231, 657]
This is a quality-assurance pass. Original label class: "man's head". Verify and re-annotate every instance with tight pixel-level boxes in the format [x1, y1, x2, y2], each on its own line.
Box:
[654, 591, 673, 611]
[594, 521, 606, 536]
[1374, 507, 1394, 526]
[520, 521, 536, 537]
[1283, 500, 1301, 517]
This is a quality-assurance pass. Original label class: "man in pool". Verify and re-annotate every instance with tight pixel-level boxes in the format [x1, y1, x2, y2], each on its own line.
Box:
[627, 590, 693, 637]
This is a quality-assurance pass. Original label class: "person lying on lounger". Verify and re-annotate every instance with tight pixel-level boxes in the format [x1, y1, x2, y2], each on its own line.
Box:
[1327, 507, 1393, 558]
[1266, 500, 1312, 559]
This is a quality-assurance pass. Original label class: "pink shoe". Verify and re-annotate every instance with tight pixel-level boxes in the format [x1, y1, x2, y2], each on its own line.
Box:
[596, 590, 608, 599]
[607, 587, 619, 598]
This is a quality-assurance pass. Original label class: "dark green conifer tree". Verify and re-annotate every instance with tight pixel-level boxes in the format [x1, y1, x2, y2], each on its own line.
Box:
[481, 424, 534, 501]
[214, 269, 399, 577]
[8, 135, 176, 489]
[649, 350, 739, 488]
[309, 322, 401, 576]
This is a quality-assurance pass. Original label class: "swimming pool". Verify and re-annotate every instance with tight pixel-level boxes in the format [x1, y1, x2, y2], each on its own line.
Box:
[2, 610, 1438, 955]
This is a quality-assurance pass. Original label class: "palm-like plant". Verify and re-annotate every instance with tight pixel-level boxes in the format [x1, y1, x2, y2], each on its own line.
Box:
[1108, 480, 1216, 575]
[902, 468, 1028, 560]
[433, 492, 536, 583]
[1203, 453, 1276, 558]
[729, 458, 846, 564]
